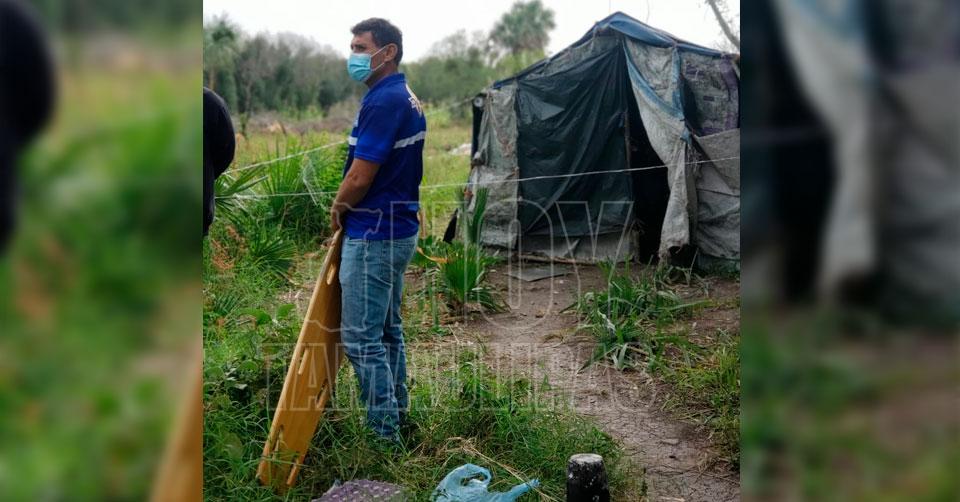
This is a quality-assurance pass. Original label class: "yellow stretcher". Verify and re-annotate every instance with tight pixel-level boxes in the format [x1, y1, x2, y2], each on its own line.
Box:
[257, 231, 345, 490]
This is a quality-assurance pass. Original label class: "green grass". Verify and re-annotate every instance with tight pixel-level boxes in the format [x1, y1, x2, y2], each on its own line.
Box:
[576, 262, 705, 371]
[576, 262, 741, 464]
[662, 329, 740, 464]
[203, 315, 639, 500]
[740, 318, 959, 500]
[232, 130, 344, 167]
[203, 119, 642, 500]
[421, 124, 471, 236]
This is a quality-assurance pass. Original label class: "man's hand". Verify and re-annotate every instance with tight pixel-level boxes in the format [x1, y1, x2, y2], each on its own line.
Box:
[329, 206, 341, 233]
[329, 157, 381, 234]
[330, 203, 346, 233]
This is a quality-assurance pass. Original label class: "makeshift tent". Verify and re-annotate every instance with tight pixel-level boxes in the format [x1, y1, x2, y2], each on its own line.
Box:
[466, 12, 740, 264]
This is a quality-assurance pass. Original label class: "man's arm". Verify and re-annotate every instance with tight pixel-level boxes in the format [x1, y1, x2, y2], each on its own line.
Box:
[204, 89, 236, 178]
[330, 157, 381, 232]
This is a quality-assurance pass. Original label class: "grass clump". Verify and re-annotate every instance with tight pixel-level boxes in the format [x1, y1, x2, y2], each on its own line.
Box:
[663, 329, 740, 464]
[408, 186, 505, 321]
[576, 262, 703, 370]
[405, 239, 506, 340]
[576, 262, 741, 464]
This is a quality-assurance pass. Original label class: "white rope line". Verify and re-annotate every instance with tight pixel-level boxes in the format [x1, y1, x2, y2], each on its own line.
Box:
[228, 96, 475, 173]
[229, 140, 345, 172]
[217, 155, 740, 201]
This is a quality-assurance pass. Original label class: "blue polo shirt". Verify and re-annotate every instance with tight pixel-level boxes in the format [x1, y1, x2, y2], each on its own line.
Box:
[343, 73, 426, 240]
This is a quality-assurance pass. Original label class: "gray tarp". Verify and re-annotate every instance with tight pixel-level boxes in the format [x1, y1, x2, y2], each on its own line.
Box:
[694, 129, 741, 260]
[470, 84, 520, 250]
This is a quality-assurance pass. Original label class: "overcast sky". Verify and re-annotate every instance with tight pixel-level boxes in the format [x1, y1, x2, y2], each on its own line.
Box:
[203, 0, 739, 61]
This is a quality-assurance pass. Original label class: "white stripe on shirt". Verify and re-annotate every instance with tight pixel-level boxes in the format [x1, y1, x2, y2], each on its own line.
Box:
[393, 130, 425, 149]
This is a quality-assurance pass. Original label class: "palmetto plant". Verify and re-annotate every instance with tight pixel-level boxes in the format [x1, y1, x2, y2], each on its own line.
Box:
[214, 166, 265, 226]
[245, 226, 297, 280]
[437, 242, 504, 313]
[262, 142, 343, 237]
[302, 144, 347, 214]
[260, 147, 312, 226]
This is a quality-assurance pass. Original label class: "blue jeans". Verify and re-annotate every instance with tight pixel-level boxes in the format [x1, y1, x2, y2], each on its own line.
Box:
[339, 233, 417, 439]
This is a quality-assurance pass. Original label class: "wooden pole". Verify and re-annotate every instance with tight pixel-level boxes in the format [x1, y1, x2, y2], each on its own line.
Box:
[566, 453, 610, 501]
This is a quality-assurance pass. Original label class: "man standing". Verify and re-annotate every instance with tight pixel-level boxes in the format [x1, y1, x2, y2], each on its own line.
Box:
[331, 18, 425, 443]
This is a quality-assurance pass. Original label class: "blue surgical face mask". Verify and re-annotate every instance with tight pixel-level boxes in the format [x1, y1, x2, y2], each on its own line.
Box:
[347, 45, 390, 82]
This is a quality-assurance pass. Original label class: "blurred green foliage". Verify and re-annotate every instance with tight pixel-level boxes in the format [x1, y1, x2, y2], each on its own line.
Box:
[31, 0, 200, 33]
[0, 22, 200, 499]
[741, 315, 960, 500]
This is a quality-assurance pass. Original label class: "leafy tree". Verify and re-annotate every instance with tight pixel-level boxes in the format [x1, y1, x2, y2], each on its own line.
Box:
[234, 34, 275, 133]
[203, 17, 363, 125]
[200, 1, 560, 122]
[203, 16, 239, 99]
[490, 0, 556, 58]
[405, 30, 495, 105]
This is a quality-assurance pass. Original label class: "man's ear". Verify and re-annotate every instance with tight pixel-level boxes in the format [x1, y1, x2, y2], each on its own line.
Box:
[386, 44, 399, 64]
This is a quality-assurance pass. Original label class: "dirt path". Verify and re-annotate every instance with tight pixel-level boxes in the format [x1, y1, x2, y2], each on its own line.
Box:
[287, 251, 741, 500]
[457, 263, 740, 502]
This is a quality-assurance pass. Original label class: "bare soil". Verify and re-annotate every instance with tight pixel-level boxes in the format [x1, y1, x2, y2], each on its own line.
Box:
[449, 263, 741, 502]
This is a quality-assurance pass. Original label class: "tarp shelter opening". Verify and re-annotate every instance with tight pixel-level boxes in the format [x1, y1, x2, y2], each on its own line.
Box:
[466, 11, 740, 265]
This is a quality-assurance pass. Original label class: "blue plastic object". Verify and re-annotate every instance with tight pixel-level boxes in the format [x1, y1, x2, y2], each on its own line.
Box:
[432, 464, 540, 501]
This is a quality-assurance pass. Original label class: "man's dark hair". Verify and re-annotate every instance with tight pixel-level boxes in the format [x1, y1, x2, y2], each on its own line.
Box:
[351, 18, 403, 65]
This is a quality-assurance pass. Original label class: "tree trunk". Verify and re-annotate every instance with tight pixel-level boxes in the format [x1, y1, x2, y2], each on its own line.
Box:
[705, 0, 740, 51]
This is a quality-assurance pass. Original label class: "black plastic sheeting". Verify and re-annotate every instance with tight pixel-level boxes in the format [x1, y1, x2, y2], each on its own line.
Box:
[514, 35, 636, 237]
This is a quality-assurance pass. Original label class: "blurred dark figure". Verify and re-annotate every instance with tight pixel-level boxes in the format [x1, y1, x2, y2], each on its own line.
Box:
[744, 0, 959, 324]
[741, 1, 834, 303]
[203, 87, 235, 235]
[0, 0, 56, 251]
[741, 1, 959, 500]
